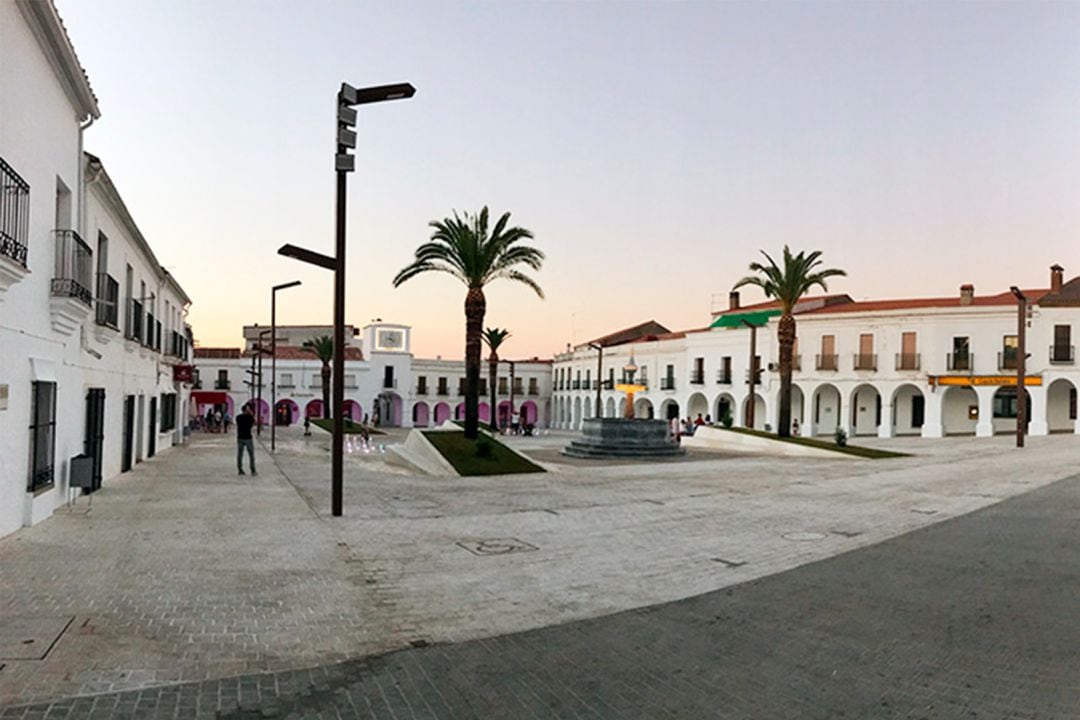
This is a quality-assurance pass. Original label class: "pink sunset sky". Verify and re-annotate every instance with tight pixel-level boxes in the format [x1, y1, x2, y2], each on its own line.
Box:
[57, 0, 1079, 360]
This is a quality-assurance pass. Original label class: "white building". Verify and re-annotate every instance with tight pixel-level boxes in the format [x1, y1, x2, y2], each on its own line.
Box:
[1, 1, 194, 538]
[193, 322, 553, 429]
[552, 266, 1079, 439]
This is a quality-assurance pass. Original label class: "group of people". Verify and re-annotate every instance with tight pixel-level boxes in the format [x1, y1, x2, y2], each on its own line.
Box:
[194, 407, 231, 433]
[670, 413, 710, 442]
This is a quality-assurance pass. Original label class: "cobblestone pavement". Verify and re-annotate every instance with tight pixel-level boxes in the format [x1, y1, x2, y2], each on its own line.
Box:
[3, 472, 1077, 718]
[2, 427, 1078, 713]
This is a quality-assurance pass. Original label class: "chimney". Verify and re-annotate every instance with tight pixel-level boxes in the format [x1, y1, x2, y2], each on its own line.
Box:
[959, 284, 974, 306]
[1051, 264, 1064, 293]
[729, 291, 740, 310]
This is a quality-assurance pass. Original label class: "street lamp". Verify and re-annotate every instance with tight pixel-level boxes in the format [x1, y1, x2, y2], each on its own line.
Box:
[741, 319, 760, 430]
[255, 328, 272, 434]
[588, 342, 604, 418]
[278, 81, 414, 518]
[1010, 286, 1028, 448]
[271, 281, 302, 453]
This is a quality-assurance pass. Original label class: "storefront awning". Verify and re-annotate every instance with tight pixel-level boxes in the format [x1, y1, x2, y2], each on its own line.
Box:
[191, 391, 228, 405]
[710, 309, 781, 329]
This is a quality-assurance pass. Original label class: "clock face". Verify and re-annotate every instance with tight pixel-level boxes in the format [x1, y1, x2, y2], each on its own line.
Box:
[378, 330, 403, 350]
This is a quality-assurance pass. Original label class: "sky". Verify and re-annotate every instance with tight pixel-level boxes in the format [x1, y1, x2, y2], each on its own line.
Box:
[56, 0, 1080, 360]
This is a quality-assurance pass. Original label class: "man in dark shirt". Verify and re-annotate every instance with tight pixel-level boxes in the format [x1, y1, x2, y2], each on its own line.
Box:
[236, 405, 256, 475]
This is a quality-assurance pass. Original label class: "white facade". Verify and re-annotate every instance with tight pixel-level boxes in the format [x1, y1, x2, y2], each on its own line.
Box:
[0, 1, 194, 538]
[193, 322, 553, 429]
[552, 269, 1080, 440]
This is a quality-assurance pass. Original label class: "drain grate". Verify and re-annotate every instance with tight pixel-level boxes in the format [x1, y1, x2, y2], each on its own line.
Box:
[0, 616, 74, 660]
[782, 531, 827, 542]
[457, 538, 538, 556]
[911, 508, 938, 515]
[830, 529, 863, 538]
[712, 557, 747, 568]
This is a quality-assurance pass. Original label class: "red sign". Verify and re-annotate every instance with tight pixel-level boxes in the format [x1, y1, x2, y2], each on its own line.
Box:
[173, 364, 194, 383]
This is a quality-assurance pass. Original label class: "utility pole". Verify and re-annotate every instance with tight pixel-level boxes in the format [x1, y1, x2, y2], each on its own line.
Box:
[1010, 287, 1027, 448]
[743, 320, 758, 429]
[588, 342, 603, 417]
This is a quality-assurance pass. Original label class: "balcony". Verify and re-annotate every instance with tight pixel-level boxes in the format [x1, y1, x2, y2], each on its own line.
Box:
[946, 353, 974, 372]
[0, 157, 30, 272]
[416, 384, 428, 395]
[144, 312, 156, 349]
[572, 380, 581, 390]
[126, 298, 143, 343]
[437, 386, 449, 396]
[513, 383, 524, 395]
[95, 273, 119, 329]
[51, 230, 93, 307]
[816, 354, 839, 371]
[1050, 345, 1075, 365]
[528, 385, 540, 396]
[214, 379, 231, 390]
[853, 353, 877, 371]
[895, 353, 921, 371]
[690, 371, 705, 385]
[998, 352, 1018, 371]
[383, 378, 397, 389]
[661, 377, 676, 391]
[716, 370, 732, 385]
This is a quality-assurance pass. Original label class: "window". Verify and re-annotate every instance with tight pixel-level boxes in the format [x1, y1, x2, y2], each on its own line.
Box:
[417, 375, 427, 394]
[160, 393, 177, 432]
[0, 157, 30, 267]
[216, 369, 229, 389]
[818, 335, 837, 370]
[662, 364, 675, 390]
[1001, 335, 1018, 370]
[28, 382, 57, 491]
[1052, 325, 1073, 363]
[719, 356, 732, 383]
[993, 387, 1029, 419]
[498, 377, 508, 394]
[279, 373, 294, 388]
[383, 366, 395, 388]
[344, 374, 357, 388]
[911, 395, 925, 428]
[692, 357, 704, 384]
[437, 377, 448, 395]
[607, 368, 614, 389]
[529, 377, 540, 395]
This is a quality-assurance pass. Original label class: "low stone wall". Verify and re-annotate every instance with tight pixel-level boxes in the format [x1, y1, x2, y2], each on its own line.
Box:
[682, 426, 856, 459]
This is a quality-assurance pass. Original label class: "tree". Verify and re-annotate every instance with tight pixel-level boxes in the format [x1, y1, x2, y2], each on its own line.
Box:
[483, 328, 511, 431]
[733, 246, 846, 437]
[305, 335, 334, 419]
[394, 207, 543, 439]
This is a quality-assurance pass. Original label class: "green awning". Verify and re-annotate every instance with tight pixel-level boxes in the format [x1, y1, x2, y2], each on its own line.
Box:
[710, 309, 781, 329]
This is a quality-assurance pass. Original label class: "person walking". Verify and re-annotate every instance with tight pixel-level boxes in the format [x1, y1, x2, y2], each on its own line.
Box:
[236, 404, 257, 475]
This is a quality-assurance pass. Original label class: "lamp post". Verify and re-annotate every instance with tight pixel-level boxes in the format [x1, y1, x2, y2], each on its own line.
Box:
[278, 81, 414, 518]
[1010, 286, 1027, 448]
[256, 328, 272, 434]
[741, 320, 760, 429]
[588, 342, 604, 417]
[271, 281, 302, 452]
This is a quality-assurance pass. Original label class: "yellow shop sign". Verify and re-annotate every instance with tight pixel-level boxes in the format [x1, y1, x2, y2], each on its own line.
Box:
[929, 375, 1042, 387]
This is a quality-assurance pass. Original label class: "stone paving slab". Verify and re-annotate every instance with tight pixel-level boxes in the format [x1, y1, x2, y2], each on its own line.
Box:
[3, 474, 1076, 718]
[2, 427, 1079, 709]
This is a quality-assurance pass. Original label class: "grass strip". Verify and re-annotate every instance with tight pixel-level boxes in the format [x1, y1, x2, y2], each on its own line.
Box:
[718, 426, 908, 459]
[422, 430, 545, 476]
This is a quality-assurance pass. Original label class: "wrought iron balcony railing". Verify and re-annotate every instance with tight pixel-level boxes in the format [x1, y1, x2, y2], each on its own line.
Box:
[853, 353, 877, 371]
[126, 298, 143, 342]
[416, 385, 428, 395]
[816, 354, 838, 371]
[95, 272, 119, 328]
[572, 380, 581, 390]
[214, 379, 231, 390]
[51, 230, 93, 307]
[1049, 345, 1075, 364]
[998, 352, 1018, 371]
[437, 386, 449, 396]
[690, 372, 705, 385]
[946, 353, 974, 372]
[383, 378, 397, 389]
[0, 157, 30, 268]
[660, 377, 676, 391]
[895, 353, 921, 371]
[528, 385, 540, 396]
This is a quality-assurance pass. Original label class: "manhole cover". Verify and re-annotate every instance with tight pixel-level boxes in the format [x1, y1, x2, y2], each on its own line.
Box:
[457, 538, 538, 556]
[0, 617, 74, 660]
[782, 532, 827, 542]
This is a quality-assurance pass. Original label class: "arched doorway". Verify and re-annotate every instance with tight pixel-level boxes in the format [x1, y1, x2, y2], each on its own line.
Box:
[454, 403, 465, 421]
[412, 401, 430, 427]
[714, 393, 735, 425]
[1047, 378, 1078, 432]
[811, 384, 840, 436]
[520, 400, 538, 426]
[572, 397, 582, 428]
[375, 392, 403, 427]
[891, 384, 925, 436]
[252, 399, 270, 426]
[942, 386, 978, 435]
[433, 402, 451, 425]
[634, 397, 653, 419]
[687, 393, 708, 422]
[789, 385, 805, 431]
[992, 386, 1030, 435]
[849, 384, 882, 436]
[275, 399, 299, 426]
[342, 399, 361, 422]
[478, 402, 490, 423]
[742, 393, 766, 430]
[605, 397, 616, 418]
[305, 399, 324, 418]
[661, 399, 680, 421]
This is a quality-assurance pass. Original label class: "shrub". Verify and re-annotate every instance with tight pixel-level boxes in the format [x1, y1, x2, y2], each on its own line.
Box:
[721, 410, 734, 428]
[834, 427, 848, 447]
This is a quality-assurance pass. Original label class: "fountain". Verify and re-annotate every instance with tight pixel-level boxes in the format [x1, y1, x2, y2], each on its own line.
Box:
[562, 354, 685, 459]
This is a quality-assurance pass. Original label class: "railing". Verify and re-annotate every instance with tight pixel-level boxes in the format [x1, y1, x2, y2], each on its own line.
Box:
[1049, 345, 1075, 364]
[997, 352, 1018, 371]
[437, 386, 449, 396]
[416, 384, 428, 395]
[95, 272, 119, 328]
[716, 370, 732, 384]
[690, 371, 705, 384]
[946, 353, 974, 372]
[458, 385, 467, 396]
[791, 355, 801, 372]
[51, 230, 93, 307]
[0, 157, 30, 268]
[895, 353, 921, 371]
[144, 312, 156, 348]
[816, 354, 838, 371]
[572, 380, 581, 390]
[513, 383, 524, 394]
[661, 377, 676, 390]
[528, 385, 540, 396]
[169, 329, 189, 359]
[383, 378, 397, 389]
[853, 353, 877, 371]
[214, 379, 231, 390]
[126, 298, 143, 342]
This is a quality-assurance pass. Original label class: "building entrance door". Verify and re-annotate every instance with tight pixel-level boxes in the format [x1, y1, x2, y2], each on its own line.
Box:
[84, 388, 105, 491]
[122, 395, 135, 472]
[148, 396, 157, 458]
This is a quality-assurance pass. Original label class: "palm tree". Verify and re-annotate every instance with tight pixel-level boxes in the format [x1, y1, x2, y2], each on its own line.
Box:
[305, 335, 334, 419]
[733, 246, 846, 438]
[394, 207, 543, 439]
[483, 327, 511, 431]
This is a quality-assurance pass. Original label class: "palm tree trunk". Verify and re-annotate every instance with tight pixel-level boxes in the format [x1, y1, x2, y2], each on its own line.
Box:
[322, 364, 331, 419]
[777, 313, 796, 437]
[488, 353, 499, 431]
[464, 287, 486, 439]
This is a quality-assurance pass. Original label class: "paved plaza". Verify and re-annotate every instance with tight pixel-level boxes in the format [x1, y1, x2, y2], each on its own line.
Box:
[2, 427, 1078, 717]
